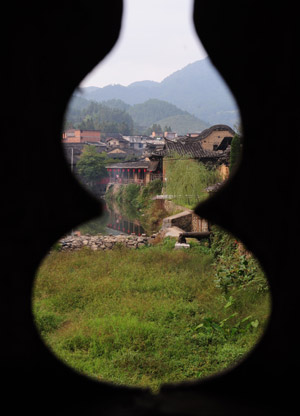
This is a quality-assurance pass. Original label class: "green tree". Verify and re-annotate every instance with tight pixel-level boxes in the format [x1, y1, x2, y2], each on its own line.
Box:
[165, 153, 221, 208]
[67, 101, 134, 135]
[76, 146, 108, 187]
[229, 134, 242, 174]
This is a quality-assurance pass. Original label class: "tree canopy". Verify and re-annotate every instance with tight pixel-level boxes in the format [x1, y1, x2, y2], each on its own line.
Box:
[164, 153, 221, 208]
[65, 101, 134, 135]
[76, 146, 108, 184]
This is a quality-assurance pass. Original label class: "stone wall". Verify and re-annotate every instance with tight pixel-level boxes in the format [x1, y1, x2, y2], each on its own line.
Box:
[161, 208, 210, 233]
[191, 214, 209, 232]
[57, 233, 150, 252]
[161, 210, 193, 231]
[163, 200, 187, 215]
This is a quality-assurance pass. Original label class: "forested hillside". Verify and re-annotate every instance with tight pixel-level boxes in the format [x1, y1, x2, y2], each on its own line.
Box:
[127, 99, 186, 128]
[64, 98, 135, 135]
[77, 58, 239, 127]
[154, 114, 208, 136]
[64, 96, 208, 135]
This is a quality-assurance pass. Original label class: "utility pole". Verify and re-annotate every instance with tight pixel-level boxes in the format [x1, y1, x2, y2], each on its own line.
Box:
[71, 147, 74, 236]
[71, 147, 74, 173]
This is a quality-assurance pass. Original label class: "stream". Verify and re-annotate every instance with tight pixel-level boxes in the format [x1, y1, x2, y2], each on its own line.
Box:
[77, 198, 147, 236]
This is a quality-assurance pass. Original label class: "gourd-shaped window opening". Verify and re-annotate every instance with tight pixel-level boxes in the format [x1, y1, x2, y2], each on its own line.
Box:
[31, 0, 271, 393]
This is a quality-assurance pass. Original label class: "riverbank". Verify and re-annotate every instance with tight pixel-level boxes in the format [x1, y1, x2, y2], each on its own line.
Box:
[105, 180, 167, 235]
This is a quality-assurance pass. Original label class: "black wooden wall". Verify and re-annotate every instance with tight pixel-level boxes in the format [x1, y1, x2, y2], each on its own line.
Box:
[1, 1, 299, 414]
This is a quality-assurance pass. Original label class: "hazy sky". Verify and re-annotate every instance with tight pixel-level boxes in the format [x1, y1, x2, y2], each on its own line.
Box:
[80, 0, 207, 88]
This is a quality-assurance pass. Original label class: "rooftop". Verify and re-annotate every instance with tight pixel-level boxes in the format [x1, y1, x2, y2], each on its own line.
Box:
[106, 159, 159, 171]
[186, 124, 235, 142]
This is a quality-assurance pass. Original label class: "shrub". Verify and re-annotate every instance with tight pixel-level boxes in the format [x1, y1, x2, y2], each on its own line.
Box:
[210, 225, 269, 295]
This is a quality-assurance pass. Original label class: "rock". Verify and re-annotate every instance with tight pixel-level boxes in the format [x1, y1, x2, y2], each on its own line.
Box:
[174, 243, 190, 249]
[104, 242, 113, 248]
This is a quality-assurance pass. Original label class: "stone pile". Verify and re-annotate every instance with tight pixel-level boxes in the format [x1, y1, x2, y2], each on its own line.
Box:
[57, 233, 151, 252]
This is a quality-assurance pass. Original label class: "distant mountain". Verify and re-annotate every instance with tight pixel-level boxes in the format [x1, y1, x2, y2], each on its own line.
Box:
[77, 58, 239, 127]
[155, 114, 208, 136]
[126, 99, 208, 134]
[128, 99, 184, 127]
[65, 96, 208, 136]
[102, 99, 131, 112]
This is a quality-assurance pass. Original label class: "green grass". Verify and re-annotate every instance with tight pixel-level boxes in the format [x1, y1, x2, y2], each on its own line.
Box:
[32, 240, 271, 392]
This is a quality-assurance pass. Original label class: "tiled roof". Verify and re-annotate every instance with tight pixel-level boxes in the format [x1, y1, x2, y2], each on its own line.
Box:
[187, 124, 235, 142]
[107, 148, 127, 154]
[163, 139, 220, 159]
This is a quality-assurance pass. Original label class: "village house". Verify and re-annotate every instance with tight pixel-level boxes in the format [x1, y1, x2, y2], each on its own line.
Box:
[151, 130, 165, 139]
[186, 132, 203, 138]
[123, 136, 149, 150]
[106, 136, 129, 149]
[164, 131, 177, 140]
[185, 124, 235, 151]
[62, 129, 102, 143]
[150, 132, 232, 182]
[106, 148, 128, 159]
[100, 132, 123, 141]
[106, 158, 162, 186]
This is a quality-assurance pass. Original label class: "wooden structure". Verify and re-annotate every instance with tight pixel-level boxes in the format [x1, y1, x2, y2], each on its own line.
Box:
[106, 159, 162, 186]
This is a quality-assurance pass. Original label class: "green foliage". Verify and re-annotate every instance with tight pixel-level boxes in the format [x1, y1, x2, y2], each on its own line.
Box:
[214, 254, 258, 294]
[77, 146, 108, 183]
[229, 133, 242, 174]
[210, 226, 269, 295]
[119, 184, 141, 211]
[34, 309, 64, 336]
[66, 100, 134, 135]
[102, 99, 131, 112]
[165, 153, 221, 208]
[51, 241, 62, 252]
[154, 114, 208, 136]
[144, 123, 163, 136]
[127, 99, 186, 128]
[107, 180, 164, 234]
[77, 58, 240, 127]
[137, 179, 163, 207]
[32, 244, 270, 392]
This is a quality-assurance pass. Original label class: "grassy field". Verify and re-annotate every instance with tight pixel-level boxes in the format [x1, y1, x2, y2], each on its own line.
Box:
[32, 238, 271, 392]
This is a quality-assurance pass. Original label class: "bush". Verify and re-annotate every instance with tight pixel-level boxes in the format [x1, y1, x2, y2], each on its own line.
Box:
[210, 225, 269, 295]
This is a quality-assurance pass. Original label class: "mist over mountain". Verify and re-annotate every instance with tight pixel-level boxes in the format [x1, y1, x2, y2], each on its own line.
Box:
[65, 96, 208, 136]
[77, 58, 239, 127]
